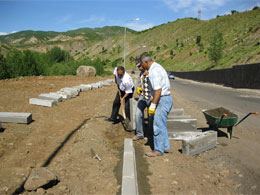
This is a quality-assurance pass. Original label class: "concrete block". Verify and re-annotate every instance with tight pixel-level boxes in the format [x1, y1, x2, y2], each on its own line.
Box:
[168, 131, 202, 140]
[98, 81, 111, 86]
[29, 98, 57, 107]
[91, 83, 100, 89]
[167, 119, 197, 132]
[168, 115, 191, 119]
[72, 86, 83, 92]
[130, 98, 138, 131]
[0, 112, 32, 124]
[60, 88, 79, 97]
[106, 79, 114, 83]
[168, 108, 184, 117]
[55, 91, 72, 99]
[79, 84, 92, 90]
[182, 130, 217, 156]
[122, 138, 138, 195]
[38, 93, 62, 102]
[0, 121, 2, 129]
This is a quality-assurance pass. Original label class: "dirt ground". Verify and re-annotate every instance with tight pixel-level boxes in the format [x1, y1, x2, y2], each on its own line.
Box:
[0, 75, 257, 194]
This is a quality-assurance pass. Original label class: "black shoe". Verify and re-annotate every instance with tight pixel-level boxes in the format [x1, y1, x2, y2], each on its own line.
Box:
[105, 117, 116, 122]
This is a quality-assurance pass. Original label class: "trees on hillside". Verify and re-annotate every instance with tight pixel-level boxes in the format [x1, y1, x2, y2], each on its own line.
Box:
[0, 47, 110, 80]
[208, 31, 223, 67]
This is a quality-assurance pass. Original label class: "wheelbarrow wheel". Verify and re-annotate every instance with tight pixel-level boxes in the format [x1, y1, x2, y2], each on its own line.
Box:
[227, 127, 233, 139]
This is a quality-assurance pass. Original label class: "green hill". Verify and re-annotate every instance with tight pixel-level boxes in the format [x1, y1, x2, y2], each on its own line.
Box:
[0, 8, 259, 71]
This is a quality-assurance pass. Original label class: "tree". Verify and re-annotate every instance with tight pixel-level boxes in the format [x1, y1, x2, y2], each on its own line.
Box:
[208, 31, 223, 66]
[22, 50, 39, 76]
[231, 10, 239, 14]
[0, 54, 10, 80]
[196, 35, 201, 45]
[46, 47, 71, 64]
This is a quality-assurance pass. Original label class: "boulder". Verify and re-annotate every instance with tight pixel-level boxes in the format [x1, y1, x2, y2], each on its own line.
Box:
[76, 66, 96, 77]
[24, 167, 58, 191]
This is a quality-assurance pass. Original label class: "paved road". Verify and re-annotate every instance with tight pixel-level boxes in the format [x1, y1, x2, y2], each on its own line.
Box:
[171, 78, 260, 133]
[170, 77, 260, 193]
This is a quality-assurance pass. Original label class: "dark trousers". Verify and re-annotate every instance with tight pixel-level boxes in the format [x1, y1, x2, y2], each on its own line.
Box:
[111, 88, 134, 120]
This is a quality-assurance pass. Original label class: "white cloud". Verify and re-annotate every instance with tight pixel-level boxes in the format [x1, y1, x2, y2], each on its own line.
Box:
[78, 15, 105, 24]
[10, 31, 17, 34]
[0, 32, 8, 36]
[126, 22, 154, 31]
[163, 0, 229, 13]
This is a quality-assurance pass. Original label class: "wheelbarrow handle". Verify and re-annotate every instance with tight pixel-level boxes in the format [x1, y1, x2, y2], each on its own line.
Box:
[235, 112, 258, 127]
[216, 113, 227, 128]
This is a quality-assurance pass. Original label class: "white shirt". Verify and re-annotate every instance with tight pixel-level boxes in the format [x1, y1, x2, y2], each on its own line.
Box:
[148, 62, 171, 96]
[114, 67, 134, 93]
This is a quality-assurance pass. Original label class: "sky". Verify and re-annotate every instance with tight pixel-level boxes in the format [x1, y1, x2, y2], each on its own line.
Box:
[0, 0, 260, 36]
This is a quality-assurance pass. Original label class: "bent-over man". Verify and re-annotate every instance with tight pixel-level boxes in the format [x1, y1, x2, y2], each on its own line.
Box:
[106, 66, 134, 123]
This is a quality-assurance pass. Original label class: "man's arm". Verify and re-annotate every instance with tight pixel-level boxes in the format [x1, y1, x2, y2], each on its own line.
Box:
[148, 88, 161, 115]
[152, 88, 162, 104]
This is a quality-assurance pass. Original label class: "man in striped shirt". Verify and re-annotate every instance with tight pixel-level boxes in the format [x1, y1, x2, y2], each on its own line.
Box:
[133, 59, 153, 141]
[140, 55, 173, 157]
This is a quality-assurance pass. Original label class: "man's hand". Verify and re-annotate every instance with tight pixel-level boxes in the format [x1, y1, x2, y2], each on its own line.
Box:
[120, 98, 125, 105]
[148, 103, 157, 115]
[136, 88, 143, 95]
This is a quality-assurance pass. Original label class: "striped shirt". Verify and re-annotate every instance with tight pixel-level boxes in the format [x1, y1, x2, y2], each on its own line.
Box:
[114, 68, 134, 93]
[141, 73, 152, 100]
[148, 62, 171, 96]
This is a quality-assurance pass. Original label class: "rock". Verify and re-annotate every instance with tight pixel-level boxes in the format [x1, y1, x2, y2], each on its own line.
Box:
[76, 66, 96, 77]
[24, 167, 59, 191]
[36, 188, 45, 194]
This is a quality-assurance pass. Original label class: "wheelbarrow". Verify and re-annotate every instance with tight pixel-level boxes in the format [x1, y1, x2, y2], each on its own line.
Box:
[202, 107, 258, 139]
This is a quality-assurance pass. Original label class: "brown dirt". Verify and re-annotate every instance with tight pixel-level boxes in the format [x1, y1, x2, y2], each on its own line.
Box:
[0, 75, 243, 194]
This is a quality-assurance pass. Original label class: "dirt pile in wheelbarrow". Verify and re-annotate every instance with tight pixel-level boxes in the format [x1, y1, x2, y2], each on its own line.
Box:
[205, 107, 237, 118]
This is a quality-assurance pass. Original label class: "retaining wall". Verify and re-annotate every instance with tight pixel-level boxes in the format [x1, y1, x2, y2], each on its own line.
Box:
[171, 63, 260, 89]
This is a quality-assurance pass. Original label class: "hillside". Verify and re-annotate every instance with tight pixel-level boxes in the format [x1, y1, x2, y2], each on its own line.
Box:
[0, 8, 259, 71]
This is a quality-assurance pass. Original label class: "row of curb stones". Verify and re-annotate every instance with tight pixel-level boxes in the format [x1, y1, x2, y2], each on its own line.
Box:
[29, 79, 114, 107]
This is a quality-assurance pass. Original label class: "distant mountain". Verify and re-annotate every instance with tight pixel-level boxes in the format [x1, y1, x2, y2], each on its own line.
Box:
[0, 8, 259, 71]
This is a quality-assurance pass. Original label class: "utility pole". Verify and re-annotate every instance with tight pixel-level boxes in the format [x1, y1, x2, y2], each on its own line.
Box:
[123, 18, 140, 68]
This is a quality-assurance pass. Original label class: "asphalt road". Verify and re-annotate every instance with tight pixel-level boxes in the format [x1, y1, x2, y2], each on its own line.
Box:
[170, 77, 260, 193]
[170, 78, 260, 133]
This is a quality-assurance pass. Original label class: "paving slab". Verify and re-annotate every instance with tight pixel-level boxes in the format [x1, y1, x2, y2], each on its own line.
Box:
[182, 130, 217, 156]
[0, 112, 32, 124]
[38, 93, 62, 102]
[122, 138, 138, 195]
[167, 119, 197, 132]
[29, 98, 57, 107]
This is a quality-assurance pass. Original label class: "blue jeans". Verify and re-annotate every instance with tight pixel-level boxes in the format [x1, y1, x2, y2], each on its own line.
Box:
[153, 95, 173, 154]
[135, 96, 152, 137]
